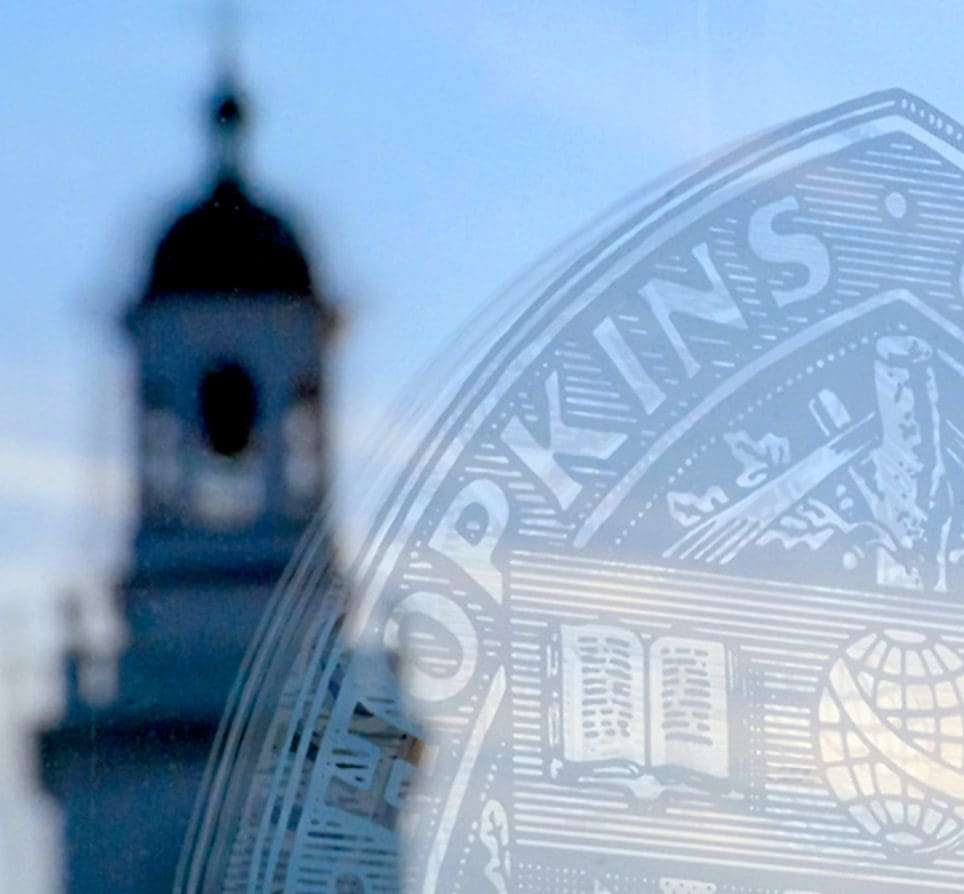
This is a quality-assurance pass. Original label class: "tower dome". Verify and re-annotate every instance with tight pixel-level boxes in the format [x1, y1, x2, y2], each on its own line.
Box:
[144, 178, 314, 299]
[140, 80, 316, 302]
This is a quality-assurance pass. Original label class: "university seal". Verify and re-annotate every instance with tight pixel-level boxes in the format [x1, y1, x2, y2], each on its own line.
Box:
[180, 91, 964, 893]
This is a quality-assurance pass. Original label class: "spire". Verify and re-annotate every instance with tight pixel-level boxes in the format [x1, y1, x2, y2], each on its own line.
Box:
[208, 0, 246, 183]
[210, 77, 247, 183]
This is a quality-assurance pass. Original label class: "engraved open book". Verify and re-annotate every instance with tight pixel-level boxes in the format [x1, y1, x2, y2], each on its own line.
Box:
[546, 625, 733, 797]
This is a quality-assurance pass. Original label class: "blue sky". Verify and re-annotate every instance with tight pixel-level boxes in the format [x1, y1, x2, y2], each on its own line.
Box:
[5, 0, 964, 600]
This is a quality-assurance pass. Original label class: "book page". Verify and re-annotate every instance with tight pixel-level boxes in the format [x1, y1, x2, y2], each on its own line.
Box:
[557, 624, 646, 764]
[650, 637, 729, 779]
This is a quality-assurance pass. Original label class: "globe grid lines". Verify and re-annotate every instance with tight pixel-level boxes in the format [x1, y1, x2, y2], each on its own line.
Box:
[818, 629, 964, 856]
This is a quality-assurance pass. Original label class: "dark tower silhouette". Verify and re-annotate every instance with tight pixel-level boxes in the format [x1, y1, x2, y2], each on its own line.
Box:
[42, 77, 336, 893]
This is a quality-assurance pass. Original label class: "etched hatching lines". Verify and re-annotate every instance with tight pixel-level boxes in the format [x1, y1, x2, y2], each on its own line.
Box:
[802, 230, 955, 260]
[826, 160, 964, 189]
[761, 706, 821, 783]
[874, 140, 923, 155]
[513, 794, 863, 850]
[557, 369, 628, 403]
[842, 156, 964, 182]
[764, 679, 819, 694]
[865, 146, 949, 168]
[509, 555, 964, 629]
[794, 228, 960, 285]
[830, 250, 954, 276]
[510, 809, 889, 868]
[510, 587, 860, 648]
[798, 181, 880, 202]
[757, 667, 822, 692]
[825, 237, 958, 267]
[799, 198, 884, 218]
[792, 211, 958, 247]
[836, 269, 949, 291]
[514, 782, 852, 838]
[555, 343, 637, 424]
[896, 184, 964, 202]
[912, 217, 964, 237]
[914, 198, 964, 216]
[806, 165, 964, 199]
[748, 649, 826, 669]
[510, 633, 554, 775]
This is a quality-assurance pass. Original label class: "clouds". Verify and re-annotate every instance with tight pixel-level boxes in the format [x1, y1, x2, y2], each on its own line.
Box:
[0, 437, 130, 603]
[0, 438, 130, 516]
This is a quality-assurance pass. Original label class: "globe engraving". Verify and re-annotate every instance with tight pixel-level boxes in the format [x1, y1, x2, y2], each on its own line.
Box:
[818, 629, 964, 855]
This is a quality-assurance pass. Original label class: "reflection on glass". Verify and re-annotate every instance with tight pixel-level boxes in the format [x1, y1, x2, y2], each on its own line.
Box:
[183, 91, 964, 894]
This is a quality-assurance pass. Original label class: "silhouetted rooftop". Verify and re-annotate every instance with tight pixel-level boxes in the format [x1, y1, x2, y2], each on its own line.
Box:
[142, 177, 315, 301]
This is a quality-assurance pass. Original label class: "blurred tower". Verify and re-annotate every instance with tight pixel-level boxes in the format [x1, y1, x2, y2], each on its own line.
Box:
[42, 77, 336, 893]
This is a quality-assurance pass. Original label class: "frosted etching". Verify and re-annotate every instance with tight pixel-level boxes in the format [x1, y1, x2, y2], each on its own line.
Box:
[181, 91, 964, 893]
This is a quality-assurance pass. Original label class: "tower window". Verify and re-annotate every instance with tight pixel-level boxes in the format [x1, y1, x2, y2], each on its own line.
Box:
[199, 362, 258, 457]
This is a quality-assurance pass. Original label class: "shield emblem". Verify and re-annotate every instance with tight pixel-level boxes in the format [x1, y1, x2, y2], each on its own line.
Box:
[179, 90, 964, 893]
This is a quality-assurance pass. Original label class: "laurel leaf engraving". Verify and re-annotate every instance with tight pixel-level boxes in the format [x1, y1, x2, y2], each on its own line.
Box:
[724, 430, 791, 488]
[667, 486, 728, 527]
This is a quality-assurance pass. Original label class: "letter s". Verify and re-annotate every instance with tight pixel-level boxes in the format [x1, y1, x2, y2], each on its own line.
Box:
[748, 195, 830, 308]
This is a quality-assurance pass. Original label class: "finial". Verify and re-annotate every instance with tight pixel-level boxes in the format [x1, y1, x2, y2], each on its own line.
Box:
[208, 0, 246, 183]
[210, 77, 247, 182]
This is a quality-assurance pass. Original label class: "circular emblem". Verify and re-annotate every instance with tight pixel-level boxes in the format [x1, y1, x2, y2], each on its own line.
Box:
[180, 90, 964, 893]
